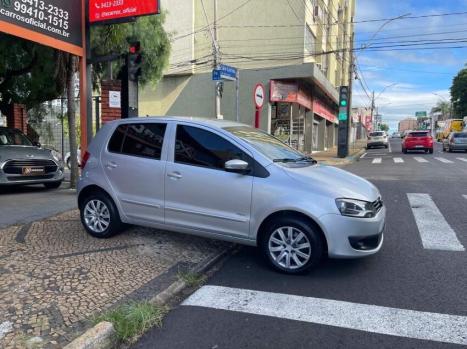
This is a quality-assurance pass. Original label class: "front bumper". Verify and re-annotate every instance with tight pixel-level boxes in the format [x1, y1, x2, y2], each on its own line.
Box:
[0, 168, 64, 186]
[319, 205, 386, 258]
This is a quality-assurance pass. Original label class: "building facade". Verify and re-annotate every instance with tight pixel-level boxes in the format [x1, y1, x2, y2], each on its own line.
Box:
[398, 117, 418, 133]
[140, 0, 356, 153]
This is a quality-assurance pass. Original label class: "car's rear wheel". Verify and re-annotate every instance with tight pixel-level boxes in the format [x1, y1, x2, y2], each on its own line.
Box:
[44, 181, 62, 189]
[260, 217, 324, 274]
[428, 148, 433, 154]
[80, 193, 123, 238]
[402, 148, 407, 154]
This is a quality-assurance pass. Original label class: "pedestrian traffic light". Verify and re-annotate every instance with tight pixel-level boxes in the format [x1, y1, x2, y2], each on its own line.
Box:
[339, 86, 349, 108]
[128, 41, 142, 81]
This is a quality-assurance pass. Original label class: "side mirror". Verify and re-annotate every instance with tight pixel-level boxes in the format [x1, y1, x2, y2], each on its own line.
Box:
[33, 141, 41, 148]
[225, 159, 250, 174]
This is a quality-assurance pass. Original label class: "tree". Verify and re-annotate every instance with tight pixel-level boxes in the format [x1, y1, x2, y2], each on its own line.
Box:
[430, 100, 451, 120]
[380, 124, 389, 132]
[450, 66, 467, 118]
[91, 14, 171, 87]
[0, 33, 65, 115]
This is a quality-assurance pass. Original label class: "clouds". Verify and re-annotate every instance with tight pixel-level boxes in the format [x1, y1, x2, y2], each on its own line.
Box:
[353, 0, 467, 130]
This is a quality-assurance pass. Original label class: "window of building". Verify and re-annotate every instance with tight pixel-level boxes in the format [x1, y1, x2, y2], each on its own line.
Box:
[175, 125, 249, 170]
[108, 123, 167, 160]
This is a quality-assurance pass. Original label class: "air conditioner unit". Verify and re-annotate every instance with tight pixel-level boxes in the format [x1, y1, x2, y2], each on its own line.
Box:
[314, 5, 320, 18]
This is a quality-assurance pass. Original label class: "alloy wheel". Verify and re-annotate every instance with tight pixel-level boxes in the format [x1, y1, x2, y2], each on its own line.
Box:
[268, 226, 312, 270]
[83, 199, 111, 233]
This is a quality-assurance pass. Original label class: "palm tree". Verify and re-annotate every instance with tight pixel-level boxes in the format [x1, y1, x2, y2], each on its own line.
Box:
[430, 101, 451, 121]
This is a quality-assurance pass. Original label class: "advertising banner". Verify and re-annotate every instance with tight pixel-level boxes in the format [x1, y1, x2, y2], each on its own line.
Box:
[90, 0, 159, 24]
[0, 0, 83, 55]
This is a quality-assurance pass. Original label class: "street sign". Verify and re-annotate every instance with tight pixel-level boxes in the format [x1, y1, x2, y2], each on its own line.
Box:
[218, 64, 237, 81]
[90, 0, 159, 24]
[254, 84, 265, 109]
[0, 0, 83, 56]
[212, 69, 221, 81]
[415, 111, 427, 117]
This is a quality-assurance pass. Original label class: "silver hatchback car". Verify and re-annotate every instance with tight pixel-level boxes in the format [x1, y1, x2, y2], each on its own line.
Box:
[78, 118, 385, 274]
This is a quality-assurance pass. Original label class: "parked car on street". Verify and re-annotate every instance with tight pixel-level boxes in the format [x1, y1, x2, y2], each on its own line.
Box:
[0, 127, 64, 188]
[401, 131, 433, 154]
[367, 131, 388, 149]
[65, 148, 81, 169]
[391, 132, 401, 138]
[442, 132, 467, 152]
[77, 118, 386, 274]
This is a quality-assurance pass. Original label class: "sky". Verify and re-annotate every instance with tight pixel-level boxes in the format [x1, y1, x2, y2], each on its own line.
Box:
[353, 0, 467, 131]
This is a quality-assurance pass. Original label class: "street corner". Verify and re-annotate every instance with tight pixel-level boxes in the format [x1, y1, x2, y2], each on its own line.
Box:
[0, 210, 229, 348]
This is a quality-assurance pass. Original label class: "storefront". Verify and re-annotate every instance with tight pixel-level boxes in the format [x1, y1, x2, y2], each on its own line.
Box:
[270, 80, 338, 153]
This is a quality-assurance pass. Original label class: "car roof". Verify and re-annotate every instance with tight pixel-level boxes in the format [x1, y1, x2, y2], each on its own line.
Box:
[115, 116, 248, 130]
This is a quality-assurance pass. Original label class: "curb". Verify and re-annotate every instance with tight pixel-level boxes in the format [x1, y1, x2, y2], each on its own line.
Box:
[64, 245, 235, 349]
[317, 148, 366, 166]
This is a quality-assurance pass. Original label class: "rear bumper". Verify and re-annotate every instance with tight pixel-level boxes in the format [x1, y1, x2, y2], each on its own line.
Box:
[367, 142, 387, 147]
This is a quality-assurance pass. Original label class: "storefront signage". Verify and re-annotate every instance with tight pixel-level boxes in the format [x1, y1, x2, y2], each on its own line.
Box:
[313, 99, 337, 124]
[89, 0, 159, 24]
[0, 0, 83, 55]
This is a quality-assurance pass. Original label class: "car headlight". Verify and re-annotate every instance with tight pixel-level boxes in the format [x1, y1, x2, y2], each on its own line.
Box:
[51, 150, 62, 162]
[336, 198, 376, 218]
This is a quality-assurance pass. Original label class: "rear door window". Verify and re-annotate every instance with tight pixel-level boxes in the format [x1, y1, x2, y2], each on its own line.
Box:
[175, 125, 250, 171]
[370, 132, 384, 137]
[108, 123, 167, 160]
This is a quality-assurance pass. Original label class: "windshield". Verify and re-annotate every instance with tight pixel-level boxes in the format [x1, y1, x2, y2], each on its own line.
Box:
[224, 126, 308, 162]
[0, 128, 33, 146]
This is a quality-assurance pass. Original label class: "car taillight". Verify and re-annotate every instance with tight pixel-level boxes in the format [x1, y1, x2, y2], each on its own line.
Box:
[81, 151, 90, 169]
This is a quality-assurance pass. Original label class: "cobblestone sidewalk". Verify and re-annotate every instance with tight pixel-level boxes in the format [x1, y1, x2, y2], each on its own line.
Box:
[0, 210, 227, 348]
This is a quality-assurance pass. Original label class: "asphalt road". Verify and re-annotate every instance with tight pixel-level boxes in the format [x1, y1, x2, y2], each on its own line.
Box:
[133, 138, 467, 349]
[0, 182, 76, 228]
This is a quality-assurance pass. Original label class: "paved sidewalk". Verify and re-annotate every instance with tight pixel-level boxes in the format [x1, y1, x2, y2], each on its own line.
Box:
[311, 140, 366, 166]
[0, 210, 227, 348]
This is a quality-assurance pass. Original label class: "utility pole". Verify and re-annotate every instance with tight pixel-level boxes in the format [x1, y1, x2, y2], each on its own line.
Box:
[347, 32, 354, 147]
[370, 91, 375, 130]
[213, 0, 222, 119]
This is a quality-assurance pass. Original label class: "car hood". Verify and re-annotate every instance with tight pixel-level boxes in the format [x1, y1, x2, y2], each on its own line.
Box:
[0, 146, 53, 162]
[282, 163, 380, 202]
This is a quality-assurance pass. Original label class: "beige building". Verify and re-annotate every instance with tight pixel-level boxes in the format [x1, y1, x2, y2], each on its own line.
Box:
[398, 118, 418, 133]
[140, 0, 356, 153]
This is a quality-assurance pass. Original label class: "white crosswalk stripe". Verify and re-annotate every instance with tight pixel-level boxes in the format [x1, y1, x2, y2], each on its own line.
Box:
[407, 194, 464, 252]
[393, 157, 404, 163]
[372, 158, 382, 164]
[414, 157, 429, 163]
[457, 158, 467, 162]
[434, 157, 454, 163]
[183, 285, 467, 346]
[463, 195, 467, 200]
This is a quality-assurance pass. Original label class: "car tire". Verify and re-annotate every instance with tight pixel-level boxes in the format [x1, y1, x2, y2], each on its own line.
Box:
[80, 192, 123, 239]
[44, 181, 62, 189]
[260, 217, 324, 274]
[402, 148, 407, 154]
[448, 147, 453, 153]
[429, 149, 433, 154]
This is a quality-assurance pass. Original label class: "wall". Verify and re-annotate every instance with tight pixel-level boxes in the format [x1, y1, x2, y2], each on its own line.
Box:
[6, 104, 28, 134]
[101, 80, 122, 124]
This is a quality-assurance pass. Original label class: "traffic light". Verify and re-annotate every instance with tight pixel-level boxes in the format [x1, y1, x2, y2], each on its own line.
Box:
[128, 41, 142, 81]
[339, 86, 349, 108]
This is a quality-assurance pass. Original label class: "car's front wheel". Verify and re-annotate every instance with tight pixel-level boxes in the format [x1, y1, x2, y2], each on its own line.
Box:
[80, 193, 123, 238]
[261, 217, 324, 274]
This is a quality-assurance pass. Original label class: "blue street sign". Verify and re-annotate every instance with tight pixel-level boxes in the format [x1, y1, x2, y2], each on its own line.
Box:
[212, 69, 221, 81]
[218, 64, 237, 81]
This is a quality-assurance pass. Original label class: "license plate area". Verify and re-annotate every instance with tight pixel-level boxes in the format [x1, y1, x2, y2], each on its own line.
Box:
[22, 167, 45, 176]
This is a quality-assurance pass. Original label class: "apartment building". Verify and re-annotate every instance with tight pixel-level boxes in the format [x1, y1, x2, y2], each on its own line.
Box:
[398, 117, 418, 133]
[140, 0, 355, 153]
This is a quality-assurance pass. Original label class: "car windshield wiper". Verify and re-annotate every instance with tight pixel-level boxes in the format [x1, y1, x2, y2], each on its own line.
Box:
[273, 157, 317, 164]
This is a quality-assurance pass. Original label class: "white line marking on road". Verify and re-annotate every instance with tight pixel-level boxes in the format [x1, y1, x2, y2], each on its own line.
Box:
[361, 153, 367, 158]
[372, 158, 382, 164]
[388, 141, 392, 153]
[393, 157, 404, 163]
[463, 195, 467, 200]
[457, 158, 467, 162]
[434, 157, 454, 163]
[414, 157, 429, 163]
[183, 285, 467, 346]
[0, 322, 13, 340]
[407, 194, 465, 252]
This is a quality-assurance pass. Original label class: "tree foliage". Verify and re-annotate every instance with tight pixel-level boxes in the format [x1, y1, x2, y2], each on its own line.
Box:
[430, 100, 451, 120]
[380, 124, 389, 132]
[450, 66, 467, 118]
[0, 33, 65, 115]
[91, 13, 171, 87]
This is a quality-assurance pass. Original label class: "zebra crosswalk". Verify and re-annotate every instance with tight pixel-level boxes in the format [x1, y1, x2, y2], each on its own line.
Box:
[365, 156, 467, 165]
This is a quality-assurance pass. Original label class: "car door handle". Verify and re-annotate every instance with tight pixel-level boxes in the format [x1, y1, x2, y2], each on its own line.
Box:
[106, 162, 118, 169]
[167, 172, 182, 180]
